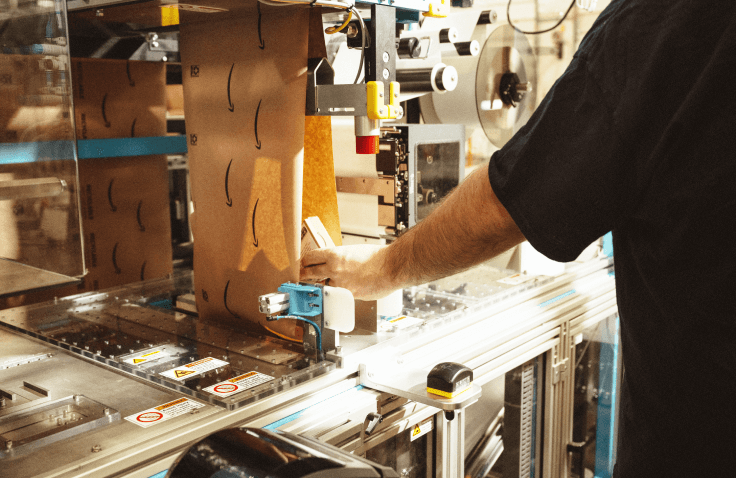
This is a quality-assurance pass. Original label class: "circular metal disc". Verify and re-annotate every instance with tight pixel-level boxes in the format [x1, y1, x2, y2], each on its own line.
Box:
[475, 24, 537, 148]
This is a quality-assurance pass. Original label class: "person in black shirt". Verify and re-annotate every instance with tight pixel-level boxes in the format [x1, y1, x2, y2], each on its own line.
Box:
[301, 0, 736, 475]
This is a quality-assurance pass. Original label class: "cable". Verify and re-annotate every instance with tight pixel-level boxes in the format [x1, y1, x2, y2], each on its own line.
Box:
[264, 325, 303, 343]
[268, 315, 323, 361]
[507, 0, 576, 35]
[255, 0, 362, 82]
[351, 6, 366, 84]
[325, 10, 352, 33]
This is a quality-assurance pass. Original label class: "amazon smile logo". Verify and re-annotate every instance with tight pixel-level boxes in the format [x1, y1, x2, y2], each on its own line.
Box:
[227, 63, 235, 112]
[101, 93, 111, 128]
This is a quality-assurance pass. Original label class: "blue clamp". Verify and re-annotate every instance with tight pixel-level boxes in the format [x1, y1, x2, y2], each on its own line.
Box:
[277, 283, 322, 317]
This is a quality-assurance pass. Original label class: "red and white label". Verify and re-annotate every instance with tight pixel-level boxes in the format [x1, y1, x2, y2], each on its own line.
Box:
[202, 371, 274, 398]
[124, 398, 205, 428]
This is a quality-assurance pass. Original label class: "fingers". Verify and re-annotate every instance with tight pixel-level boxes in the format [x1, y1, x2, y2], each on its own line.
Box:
[300, 248, 333, 268]
[300, 262, 331, 282]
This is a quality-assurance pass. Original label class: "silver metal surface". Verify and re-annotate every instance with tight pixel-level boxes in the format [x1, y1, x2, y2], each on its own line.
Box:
[315, 84, 368, 116]
[0, 395, 120, 458]
[0, 259, 80, 300]
[0, 327, 221, 478]
[0, 178, 67, 200]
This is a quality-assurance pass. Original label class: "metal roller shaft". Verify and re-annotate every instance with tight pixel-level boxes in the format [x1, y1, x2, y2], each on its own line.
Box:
[396, 64, 458, 93]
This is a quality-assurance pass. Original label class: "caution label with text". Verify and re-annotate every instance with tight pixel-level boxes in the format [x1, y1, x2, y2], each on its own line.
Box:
[202, 371, 274, 398]
[410, 417, 433, 442]
[124, 349, 166, 365]
[160, 357, 229, 381]
[124, 398, 205, 428]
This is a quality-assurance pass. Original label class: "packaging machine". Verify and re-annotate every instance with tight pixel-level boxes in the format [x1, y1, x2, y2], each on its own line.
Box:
[0, 0, 619, 477]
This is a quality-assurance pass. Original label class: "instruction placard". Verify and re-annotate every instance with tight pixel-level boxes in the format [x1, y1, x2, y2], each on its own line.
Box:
[123, 349, 166, 365]
[380, 315, 424, 331]
[160, 357, 229, 381]
[124, 398, 205, 428]
[410, 417, 433, 442]
[203, 371, 274, 398]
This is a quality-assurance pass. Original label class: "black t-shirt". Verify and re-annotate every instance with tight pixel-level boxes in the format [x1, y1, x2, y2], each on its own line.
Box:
[488, 0, 736, 476]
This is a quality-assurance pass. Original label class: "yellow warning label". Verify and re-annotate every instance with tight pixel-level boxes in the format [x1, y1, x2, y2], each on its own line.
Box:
[229, 371, 257, 382]
[133, 358, 146, 364]
[412, 426, 421, 436]
[174, 370, 196, 378]
[389, 316, 406, 323]
[141, 351, 161, 358]
[155, 397, 188, 410]
[186, 358, 212, 368]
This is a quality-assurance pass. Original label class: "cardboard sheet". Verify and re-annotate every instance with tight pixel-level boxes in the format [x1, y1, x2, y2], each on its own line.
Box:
[180, 6, 309, 337]
[302, 8, 341, 246]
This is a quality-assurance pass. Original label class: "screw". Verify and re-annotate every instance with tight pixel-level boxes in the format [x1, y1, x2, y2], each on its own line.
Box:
[95, 9, 103, 16]
[382, 52, 389, 62]
[91, 444, 102, 453]
[382, 68, 390, 80]
[426, 155, 434, 164]
[5, 440, 12, 450]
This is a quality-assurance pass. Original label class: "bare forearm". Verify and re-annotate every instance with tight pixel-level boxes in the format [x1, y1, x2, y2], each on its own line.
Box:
[379, 164, 525, 288]
[300, 164, 524, 299]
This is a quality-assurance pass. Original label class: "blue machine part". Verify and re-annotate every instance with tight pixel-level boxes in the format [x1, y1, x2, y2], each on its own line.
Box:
[594, 316, 620, 478]
[602, 231, 613, 257]
[77, 136, 187, 159]
[149, 299, 173, 310]
[396, 8, 421, 23]
[0, 140, 75, 164]
[277, 283, 322, 317]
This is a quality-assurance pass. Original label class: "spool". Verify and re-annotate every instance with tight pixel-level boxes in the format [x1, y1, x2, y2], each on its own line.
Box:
[396, 64, 458, 93]
[420, 24, 536, 148]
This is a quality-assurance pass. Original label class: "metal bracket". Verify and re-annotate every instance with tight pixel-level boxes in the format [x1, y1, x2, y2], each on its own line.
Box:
[359, 364, 480, 412]
[552, 358, 568, 384]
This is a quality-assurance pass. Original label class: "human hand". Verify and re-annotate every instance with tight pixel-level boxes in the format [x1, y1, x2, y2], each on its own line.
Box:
[299, 244, 398, 300]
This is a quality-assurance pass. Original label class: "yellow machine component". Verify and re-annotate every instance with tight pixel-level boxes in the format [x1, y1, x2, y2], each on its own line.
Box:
[426, 362, 473, 398]
[367, 81, 402, 120]
[423, 0, 449, 18]
[161, 6, 180, 26]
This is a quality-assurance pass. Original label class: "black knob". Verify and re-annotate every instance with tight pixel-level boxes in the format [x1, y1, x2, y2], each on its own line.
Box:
[398, 37, 422, 59]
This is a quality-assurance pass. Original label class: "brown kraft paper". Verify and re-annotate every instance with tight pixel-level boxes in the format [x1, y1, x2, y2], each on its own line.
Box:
[180, 6, 309, 338]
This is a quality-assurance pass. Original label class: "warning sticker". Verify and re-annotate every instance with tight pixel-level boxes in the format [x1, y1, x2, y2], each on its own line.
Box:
[160, 357, 229, 382]
[202, 371, 274, 398]
[124, 398, 205, 428]
[380, 315, 424, 331]
[497, 273, 535, 286]
[124, 349, 166, 365]
[410, 417, 433, 442]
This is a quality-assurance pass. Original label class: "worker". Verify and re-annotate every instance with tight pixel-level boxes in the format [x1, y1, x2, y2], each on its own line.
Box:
[302, 0, 736, 476]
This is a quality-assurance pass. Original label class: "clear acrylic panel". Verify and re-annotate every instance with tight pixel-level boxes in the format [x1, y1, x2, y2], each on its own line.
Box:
[570, 315, 621, 478]
[0, 0, 85, 298]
